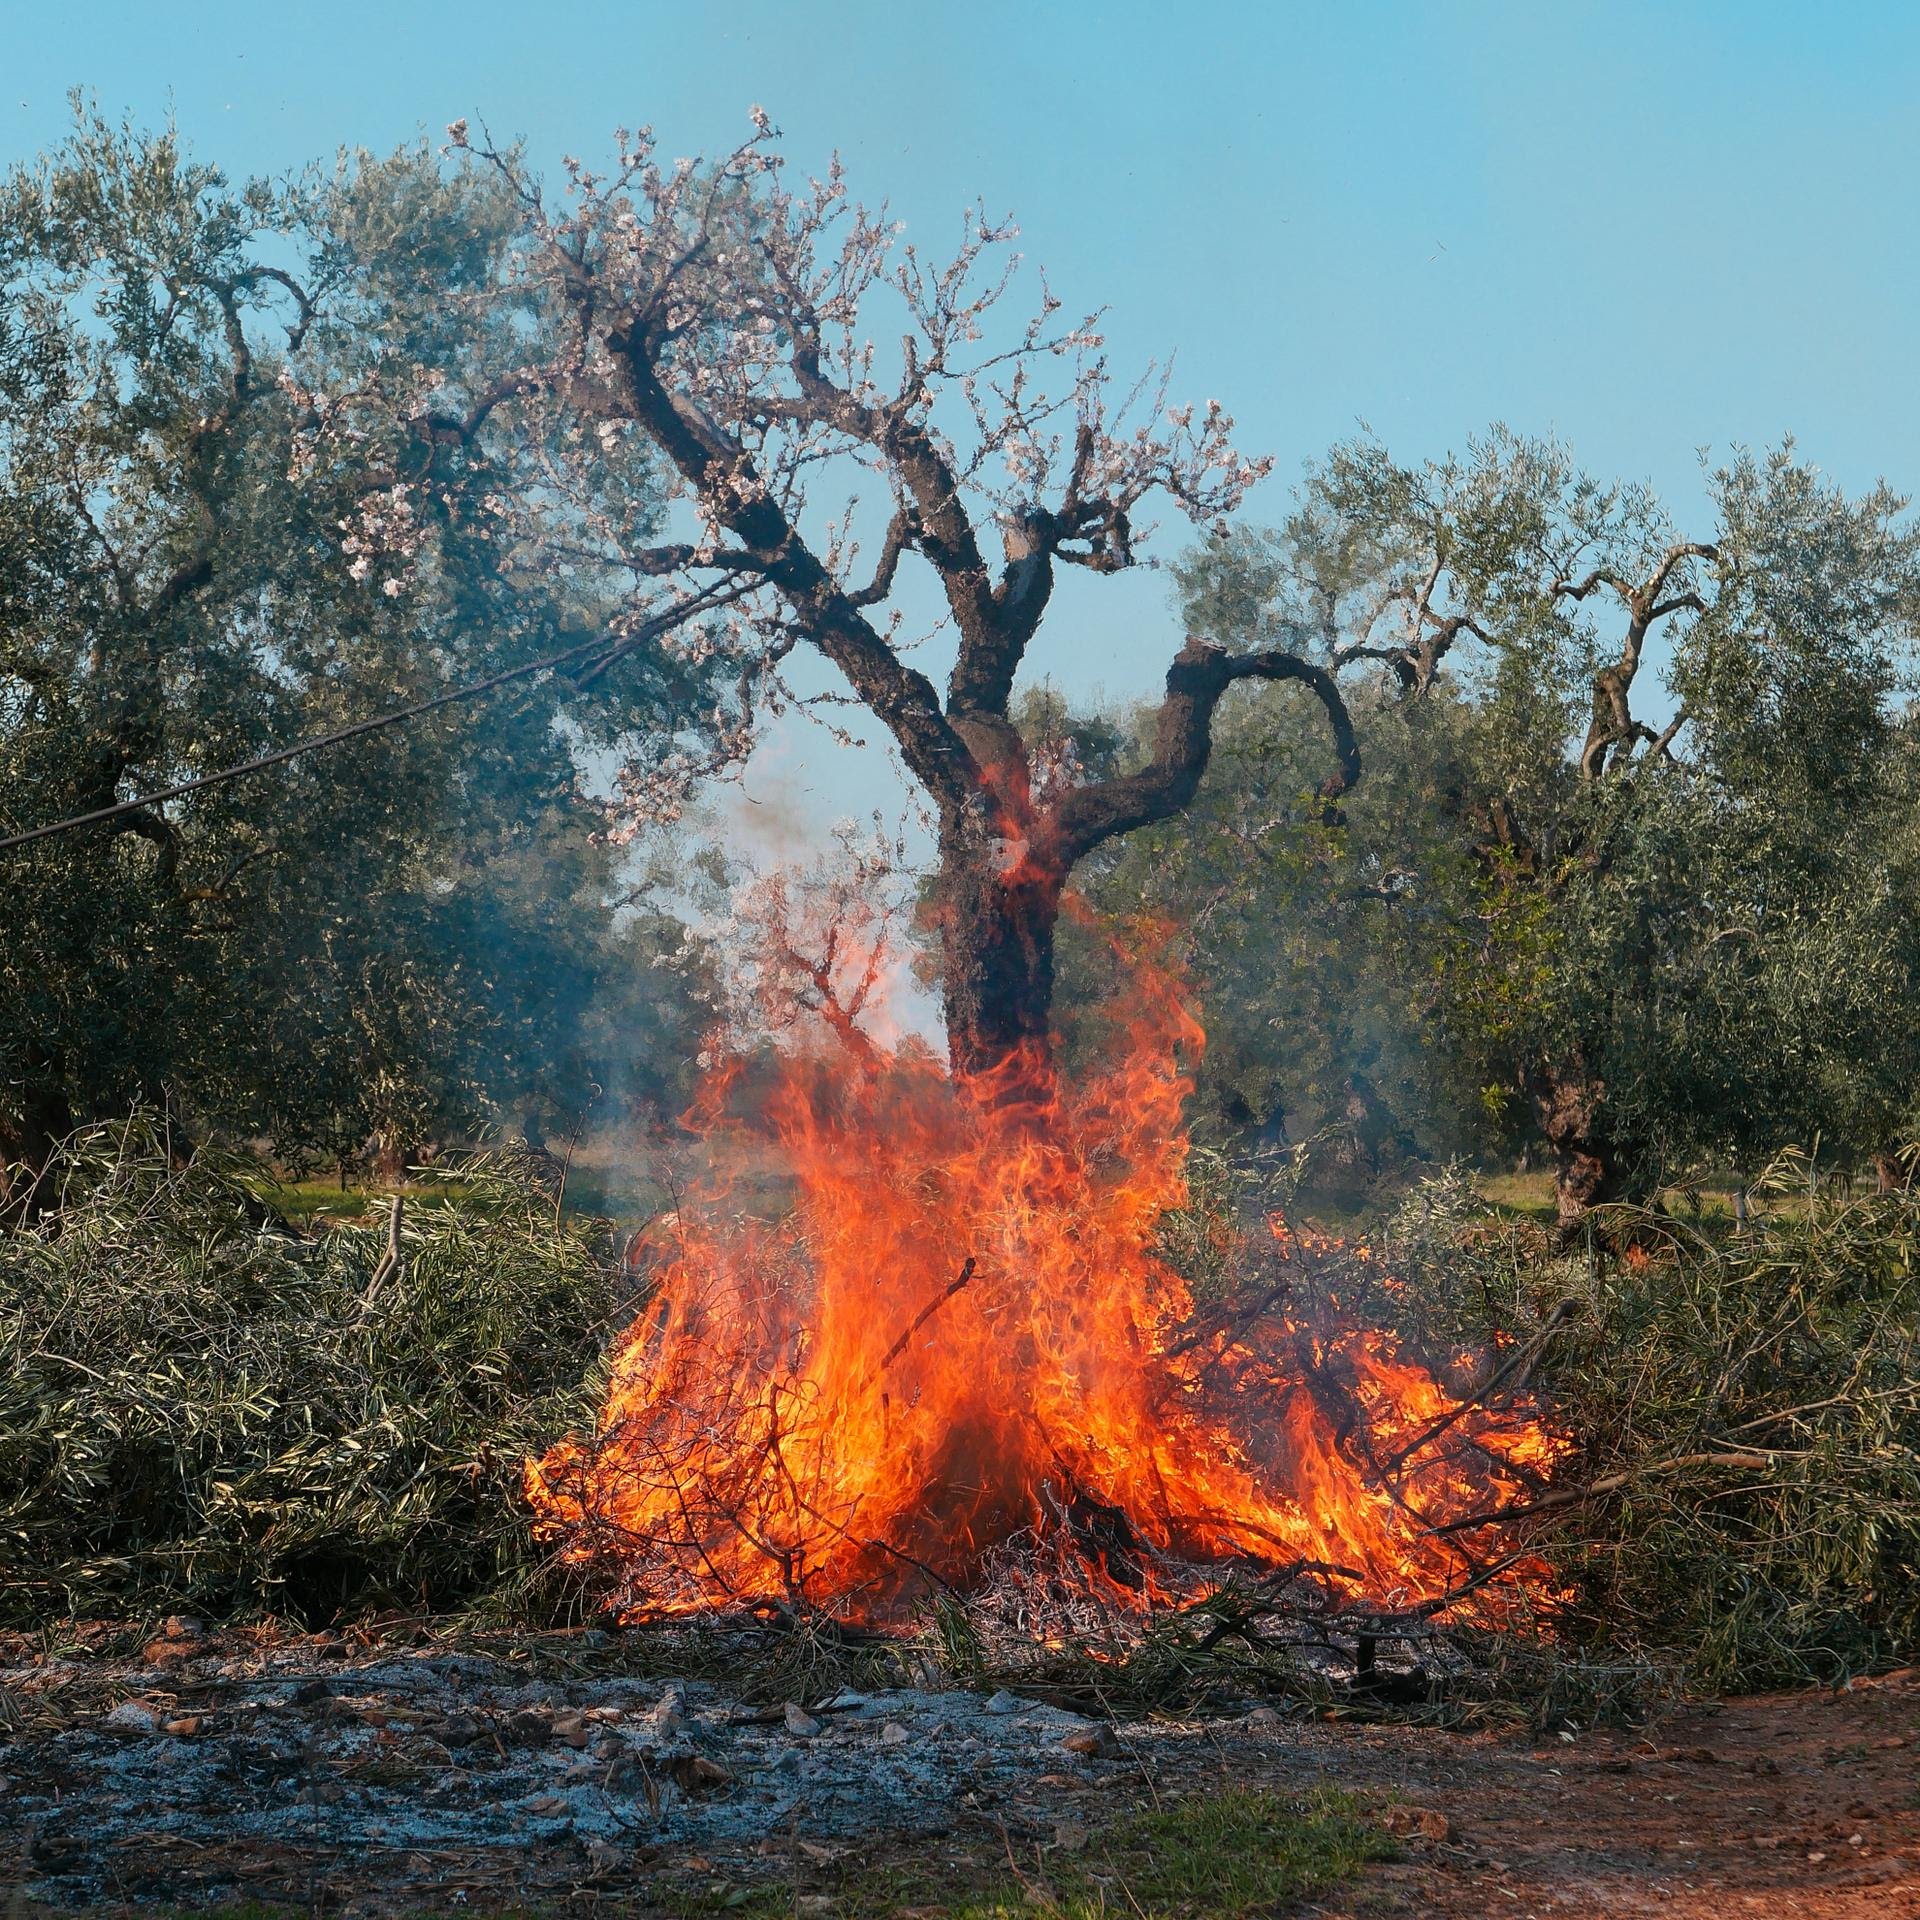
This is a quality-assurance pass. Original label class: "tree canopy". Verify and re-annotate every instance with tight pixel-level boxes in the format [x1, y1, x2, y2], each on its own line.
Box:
[1090, 433, 1920, 1222]
[0, 107, 717, 1193]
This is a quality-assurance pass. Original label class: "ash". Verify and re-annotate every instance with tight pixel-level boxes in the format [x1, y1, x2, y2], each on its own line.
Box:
[0, 1623, 1158, 1908]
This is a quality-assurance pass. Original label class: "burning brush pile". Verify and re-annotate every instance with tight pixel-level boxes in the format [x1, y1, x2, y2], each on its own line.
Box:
[525, 944, 1570, 1641]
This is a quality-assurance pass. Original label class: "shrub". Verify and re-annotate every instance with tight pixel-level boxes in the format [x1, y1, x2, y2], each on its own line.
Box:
[1385, 1156, 1920, 1690]
[0, 1120, 621, 1624]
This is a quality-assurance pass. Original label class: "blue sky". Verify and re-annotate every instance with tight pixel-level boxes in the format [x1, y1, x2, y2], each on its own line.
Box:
[13, 0, 1920, 838]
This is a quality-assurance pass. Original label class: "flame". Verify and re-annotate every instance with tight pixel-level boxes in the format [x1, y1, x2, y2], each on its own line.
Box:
[526, 928, 1568, 1627]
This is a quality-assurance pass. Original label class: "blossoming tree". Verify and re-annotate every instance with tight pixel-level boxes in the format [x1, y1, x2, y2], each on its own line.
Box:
[308, 112, 1363, 1083]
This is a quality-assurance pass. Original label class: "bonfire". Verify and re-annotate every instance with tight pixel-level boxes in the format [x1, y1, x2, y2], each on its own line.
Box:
[526, 924, 1567, 1631]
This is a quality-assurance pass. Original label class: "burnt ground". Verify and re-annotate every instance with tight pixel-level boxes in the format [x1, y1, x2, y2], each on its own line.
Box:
[1, 1622, 1916, 1917]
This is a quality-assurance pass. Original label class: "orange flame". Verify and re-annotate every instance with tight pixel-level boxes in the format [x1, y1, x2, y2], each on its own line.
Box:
[525, 932, 1567, 1627]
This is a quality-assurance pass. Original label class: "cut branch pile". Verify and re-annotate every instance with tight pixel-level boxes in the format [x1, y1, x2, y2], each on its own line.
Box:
[0, 1121, 618, 1623]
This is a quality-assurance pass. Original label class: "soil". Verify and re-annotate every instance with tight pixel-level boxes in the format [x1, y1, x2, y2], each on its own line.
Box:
[1, 1622, 1915, 1917]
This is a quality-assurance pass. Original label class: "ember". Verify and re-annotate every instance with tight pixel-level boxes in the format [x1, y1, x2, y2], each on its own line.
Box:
[525, 935, 1567, 1626]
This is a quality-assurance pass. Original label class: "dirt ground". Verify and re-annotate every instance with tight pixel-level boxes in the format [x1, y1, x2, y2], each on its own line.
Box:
[2, 1623, 1915, 1917]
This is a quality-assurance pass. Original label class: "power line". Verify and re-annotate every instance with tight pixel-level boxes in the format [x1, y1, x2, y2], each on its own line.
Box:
[0, 625, 641, 855]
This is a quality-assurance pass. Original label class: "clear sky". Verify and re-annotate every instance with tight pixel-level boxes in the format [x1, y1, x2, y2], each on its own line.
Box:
[13, 0, 1920, 838]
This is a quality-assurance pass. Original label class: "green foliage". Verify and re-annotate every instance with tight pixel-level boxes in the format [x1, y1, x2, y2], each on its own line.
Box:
[1089, 429, 1920, 1211]
[0, 103, 715, 1179]
[1385, 1163, 1920, 1690]
[1084, 676, 1496, 1181]
[0, 1119, 620, 1624]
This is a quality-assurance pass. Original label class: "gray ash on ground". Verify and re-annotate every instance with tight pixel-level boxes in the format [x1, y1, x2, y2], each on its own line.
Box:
[0, 1624, 1151, 1908]
[5, 1623, 1920, 1917]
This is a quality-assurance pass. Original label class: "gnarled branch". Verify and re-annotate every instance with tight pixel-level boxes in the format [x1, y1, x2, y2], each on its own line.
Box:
[1053, 638, 1359, 864]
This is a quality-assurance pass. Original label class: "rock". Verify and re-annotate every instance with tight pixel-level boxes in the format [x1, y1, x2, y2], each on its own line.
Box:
[1061, 1727, 1118, 1759]
[104, 1699, 160, 1733]
[784, 1701, 822, 1737]
[879, 1720, 910, 1747]
[983, 1689, 1022, 1715]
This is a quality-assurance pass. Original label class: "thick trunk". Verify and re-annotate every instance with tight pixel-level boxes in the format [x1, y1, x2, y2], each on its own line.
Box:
[1526, 1061, 1618, 1238]
[934, 815, 1062, 1092]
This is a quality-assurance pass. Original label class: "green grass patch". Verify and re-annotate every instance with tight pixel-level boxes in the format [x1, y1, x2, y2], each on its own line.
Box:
[696, 1787, 1396, 1919]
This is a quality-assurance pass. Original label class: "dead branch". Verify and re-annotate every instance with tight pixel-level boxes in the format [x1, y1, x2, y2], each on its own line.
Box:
[1425, 1447, 1786, 1538]
[872, 1256, 978, 1380]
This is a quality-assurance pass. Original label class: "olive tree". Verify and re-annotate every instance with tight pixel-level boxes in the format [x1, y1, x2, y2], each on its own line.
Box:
[0, 109, 714, 1202]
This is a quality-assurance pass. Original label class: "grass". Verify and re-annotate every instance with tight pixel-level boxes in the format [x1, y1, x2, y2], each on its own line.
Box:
[1471, 1168, 1758, 1225]
[247, 1174, 496, 1226]
[672, 1786, 1397, 1919]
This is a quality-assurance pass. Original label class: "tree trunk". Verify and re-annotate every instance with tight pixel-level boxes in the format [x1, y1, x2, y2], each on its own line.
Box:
[0, 1068, 72, 1226]
[372, 1132, 410, 1188]
[1525, 1061, 1618, 1239]
[934, 814, 1062, 1094]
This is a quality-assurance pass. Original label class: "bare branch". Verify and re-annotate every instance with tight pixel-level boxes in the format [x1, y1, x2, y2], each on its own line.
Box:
[1053, 638, 1359, 863]
[845, 504, 916, 607]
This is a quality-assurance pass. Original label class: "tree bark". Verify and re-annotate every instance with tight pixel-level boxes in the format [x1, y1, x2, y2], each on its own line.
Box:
[1525, 1060, 1618, 1238]
[0, 1066, 72, 1225]
[933, 815, 1063, 1092]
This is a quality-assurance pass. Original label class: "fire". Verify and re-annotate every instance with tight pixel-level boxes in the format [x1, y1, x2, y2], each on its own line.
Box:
[525, 931, 1567, 1628]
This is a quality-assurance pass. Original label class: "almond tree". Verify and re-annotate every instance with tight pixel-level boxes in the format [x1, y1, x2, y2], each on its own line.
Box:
[312, 114, 1361, 1087]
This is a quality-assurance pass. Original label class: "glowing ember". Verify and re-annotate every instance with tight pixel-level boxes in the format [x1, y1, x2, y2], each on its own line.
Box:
[525, 939, 1567, 1626]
